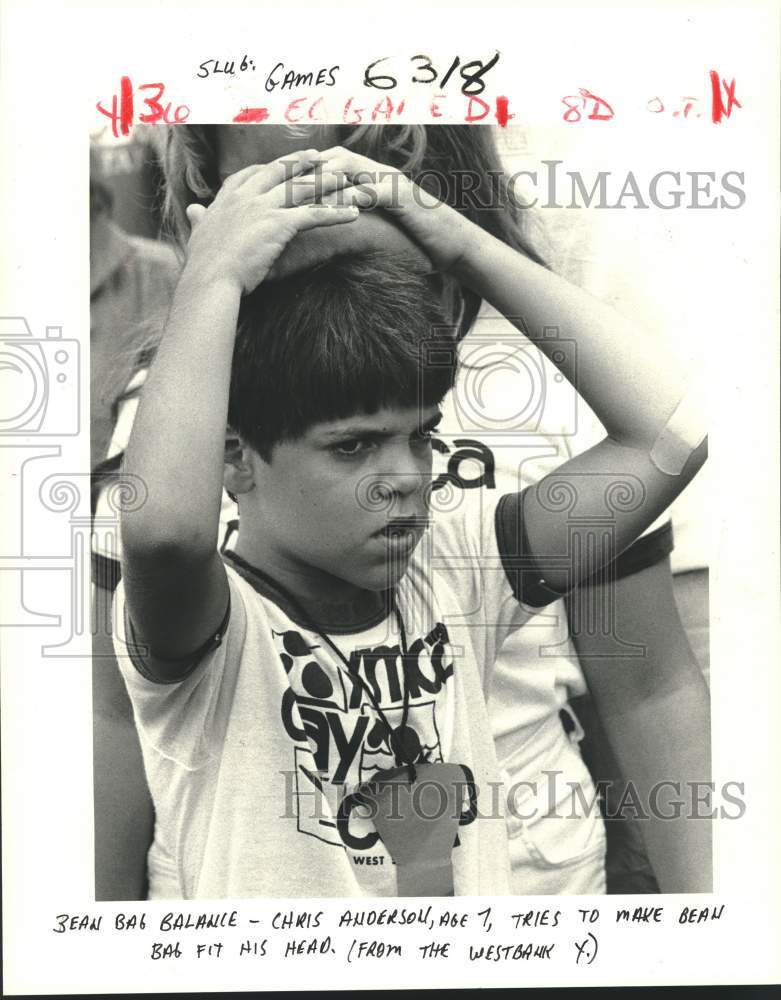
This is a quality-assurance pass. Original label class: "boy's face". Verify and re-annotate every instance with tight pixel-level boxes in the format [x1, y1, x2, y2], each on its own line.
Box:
[228, 403, 442, 597]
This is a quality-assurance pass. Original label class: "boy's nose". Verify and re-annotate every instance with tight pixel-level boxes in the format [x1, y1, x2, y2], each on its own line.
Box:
[371, 470, 427, 502]
[380, 441, 431, 490]
[400, 473, 427, 506]
[357, 463, 429, 516]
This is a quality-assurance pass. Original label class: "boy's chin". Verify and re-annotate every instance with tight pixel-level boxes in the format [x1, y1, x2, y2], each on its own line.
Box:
[353, 555, 413, 593]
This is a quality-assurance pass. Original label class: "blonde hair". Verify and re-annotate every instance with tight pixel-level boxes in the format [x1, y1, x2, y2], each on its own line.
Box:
[157, 124, 548, 270]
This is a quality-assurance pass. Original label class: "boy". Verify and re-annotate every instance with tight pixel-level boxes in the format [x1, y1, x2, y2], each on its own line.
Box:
[115, 148, 706, 897]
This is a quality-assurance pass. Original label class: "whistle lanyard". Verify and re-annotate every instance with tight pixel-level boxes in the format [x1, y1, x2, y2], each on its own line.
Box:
[223, 552, 419, 780]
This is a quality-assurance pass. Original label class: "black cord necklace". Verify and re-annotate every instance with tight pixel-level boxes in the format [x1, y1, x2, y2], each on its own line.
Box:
[223, 551, 419, 782]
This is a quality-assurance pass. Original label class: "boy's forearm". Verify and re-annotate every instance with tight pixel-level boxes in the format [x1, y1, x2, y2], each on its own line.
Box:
[453, 228, 688, 450]
[122, 267, 242, 560]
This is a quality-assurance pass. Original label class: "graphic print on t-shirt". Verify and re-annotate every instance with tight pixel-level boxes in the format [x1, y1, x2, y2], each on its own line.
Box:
[358, 700, 441, 784]
[275, 619, 474, 852]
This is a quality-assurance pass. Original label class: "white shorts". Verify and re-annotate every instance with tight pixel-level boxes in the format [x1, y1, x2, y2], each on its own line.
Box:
[501, 708, 607, 896]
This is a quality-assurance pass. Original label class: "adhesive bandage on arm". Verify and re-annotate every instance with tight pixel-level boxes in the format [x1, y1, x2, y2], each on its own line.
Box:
[650, 381, 708, 475]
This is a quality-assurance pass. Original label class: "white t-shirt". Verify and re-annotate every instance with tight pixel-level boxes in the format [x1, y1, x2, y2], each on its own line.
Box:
[114, 491, 531, 900]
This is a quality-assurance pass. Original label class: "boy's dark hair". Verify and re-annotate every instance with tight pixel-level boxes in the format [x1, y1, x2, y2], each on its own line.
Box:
[228, 252, 458, 461]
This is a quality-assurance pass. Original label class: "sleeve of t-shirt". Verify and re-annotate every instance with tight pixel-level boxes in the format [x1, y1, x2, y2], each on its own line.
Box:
[494, 490, 675, 609]
[112, 569, 247, 769]
[493, 487, 567, 609]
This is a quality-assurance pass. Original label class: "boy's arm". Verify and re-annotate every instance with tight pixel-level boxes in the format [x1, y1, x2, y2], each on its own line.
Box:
[121, 151, 358, 674]
[570, 557, 712, 892]
[121, 271, 238, 670]
[449, 231, 706, 594]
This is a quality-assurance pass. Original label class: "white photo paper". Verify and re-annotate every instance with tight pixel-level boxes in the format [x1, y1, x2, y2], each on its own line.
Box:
[1, 0, 779, 993]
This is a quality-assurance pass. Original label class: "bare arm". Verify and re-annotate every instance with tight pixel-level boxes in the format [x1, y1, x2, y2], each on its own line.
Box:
[120, 270, 237, 670]
[570, 557, 712, 892]
[450, 231, 706, 591]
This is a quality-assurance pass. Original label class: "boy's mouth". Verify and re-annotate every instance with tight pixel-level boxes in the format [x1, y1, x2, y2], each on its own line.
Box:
[372, 516, 430, 538]
[370, 517, 429, 555]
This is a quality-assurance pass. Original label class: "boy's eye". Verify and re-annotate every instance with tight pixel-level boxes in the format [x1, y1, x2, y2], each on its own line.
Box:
[413, 427, 440, 447]
[331, 438, 374, 457]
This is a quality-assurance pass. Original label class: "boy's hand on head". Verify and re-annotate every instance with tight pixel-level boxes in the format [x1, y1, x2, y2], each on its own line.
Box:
[266, 211, 433, 281]
[182, 148, 359, 297]
[309, 147, 473, 272]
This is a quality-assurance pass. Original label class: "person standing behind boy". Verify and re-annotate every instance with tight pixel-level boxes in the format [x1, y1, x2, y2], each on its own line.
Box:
[90, 143, 180, 470]
[113, 148, 705, 898]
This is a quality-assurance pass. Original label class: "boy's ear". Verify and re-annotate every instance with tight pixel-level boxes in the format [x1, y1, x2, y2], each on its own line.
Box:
[223, 428, 256, 495]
